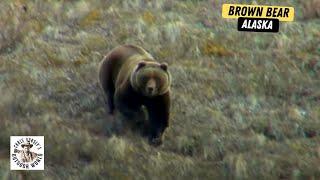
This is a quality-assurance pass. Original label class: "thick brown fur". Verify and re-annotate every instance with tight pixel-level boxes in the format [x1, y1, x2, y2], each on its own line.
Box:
[99, 45, 171, 146]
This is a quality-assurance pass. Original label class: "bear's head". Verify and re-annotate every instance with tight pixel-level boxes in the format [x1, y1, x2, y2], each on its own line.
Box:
[131, 61, 171, 97]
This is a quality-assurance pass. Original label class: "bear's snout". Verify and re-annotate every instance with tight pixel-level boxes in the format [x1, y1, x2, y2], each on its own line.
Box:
[147, 87, 154, 93]
[146, 78, 156, 96]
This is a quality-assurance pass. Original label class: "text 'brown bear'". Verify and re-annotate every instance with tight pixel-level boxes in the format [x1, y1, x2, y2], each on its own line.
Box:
[99, 45, 171, 146]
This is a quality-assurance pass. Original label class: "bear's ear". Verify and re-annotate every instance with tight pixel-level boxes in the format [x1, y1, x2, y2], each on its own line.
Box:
[160, 63, 168, 71]
[137, 61, 146, 70]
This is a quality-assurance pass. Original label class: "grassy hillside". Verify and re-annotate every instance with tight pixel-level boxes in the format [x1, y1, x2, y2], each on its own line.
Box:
[0, 0, 319, 179]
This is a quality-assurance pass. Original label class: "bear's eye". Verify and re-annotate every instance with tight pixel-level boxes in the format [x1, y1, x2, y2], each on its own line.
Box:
[140, 76, 149, 84]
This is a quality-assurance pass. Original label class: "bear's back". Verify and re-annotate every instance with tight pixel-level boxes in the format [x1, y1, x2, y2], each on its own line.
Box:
[100, 45, 154, 87]
[114, 45, 154, 86]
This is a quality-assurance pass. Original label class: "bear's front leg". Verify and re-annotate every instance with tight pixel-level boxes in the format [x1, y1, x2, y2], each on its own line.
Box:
[145, 92, 170, 146]
[114, 85, 144, 123]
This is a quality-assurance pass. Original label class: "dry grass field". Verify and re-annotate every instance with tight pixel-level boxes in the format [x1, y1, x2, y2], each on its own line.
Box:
[0, 0, 319, 179]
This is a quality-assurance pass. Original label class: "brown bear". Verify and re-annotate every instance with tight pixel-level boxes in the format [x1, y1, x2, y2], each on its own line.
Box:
[99, 44, 171, 146]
